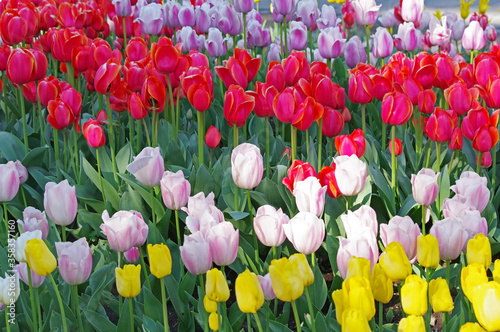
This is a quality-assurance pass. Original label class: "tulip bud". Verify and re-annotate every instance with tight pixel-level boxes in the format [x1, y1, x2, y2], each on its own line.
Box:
[205, 126, 221, 148]
[235, 270, 265, 313]
[258, 274, 276, 300]
[334, 154, 367, 197]
[293, 177, 327, 217]
[352, 0, 381, 26]
[269, 257, 304, 302]
[401, 275, 428, 316]
[472, 282, 500, 332]
[398, 315, 426, 332]
[127, 147, 165, 188]
[231, 143, 264, 190]
[25, 238, 57, 276]
[160, 170, 191, 211]
[467, 233, 491, 269]
[430, 217, 469, 261]
[411, 168, 439, 207]
[209, 312, 221, 331]
[371, 263, 393, 304]
[124, 247, 140, 263]
[372, 27, 393, 58]
[253, 205, 289, 247]
[284, 212, 325, 255]
[204, 295, 217, 313]
[462, 21, 486, 51]
[101, 210, 148, 252]
[207, 222, 239, 267]
[83, 119, 106, 148]
[55, 238, 93, 285]
[180, 231, 212, 275]
[342, 275, 376, 320]
[115, 265, 141, 298]
[379, 242, 412, 281]
[429, 277, 454, 313]
[417, 234, 440, 268]
[388, 138, 402, 156]
[0, 161, 20, 202]
[147, 243, 172, 279]
[0, 272, 20, 306]
[460, 323, 487, 332]
[206, 268, 230, 302]
[341, 308, 371, 331]
[461, 263, 488, 302]
[289, 253, 314, 287]
[346, 256, 371, 280]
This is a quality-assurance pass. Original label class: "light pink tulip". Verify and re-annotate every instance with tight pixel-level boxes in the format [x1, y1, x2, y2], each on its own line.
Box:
[462, 21, 486, 51]
[207, 221, 239, 266]
[55, 238, 92, 285]
[485, 24, 497, 42]
[378, 9, 398, 28]
[429, 16, 451, 47]
[258, 274, 276, 301]
[183, 192, 224, 236]
[283, 212, 325, 255]
[316, 5, 338, 30]
[457, 209, 488, 250]
[126, 147, 165, 187]
[253, 205, 289, 247]
[180, 231, 212, 275]
[334, 155, 367, 196]
[124, 247, 140, 263]
[353, 0, 381, 26]
[394, 22, 418, 52]
[401, 0, 424, 24]
[289, 21, 308, 51]
[100, 210, 148, 252]
[14, 161, 28, 184]
[231, 143, 264, 190]
[0, 161, 20, 202]
[317, 27, 346, 59]
[429, 217, 469, 260]
[450, 171, 489, 212]
[43, 180, 77, 226]
[182, 192, 217, 220]
[13, 262, 45, 288]
[341, 205, 378, 238]
[442, 194, 475, 218]
[15, 230, 42, 263]
[411, 168, 439, 207]
[160, 170, 191, 210]
[337, 231, 378, 279]
[18, 207, 49, 240]
[372, 27, 393, 58]
[380, 216, 421, 262]
[293, 177, 327, 217]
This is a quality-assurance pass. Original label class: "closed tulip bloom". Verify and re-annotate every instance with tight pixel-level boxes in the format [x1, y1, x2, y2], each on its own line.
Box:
[344, 36, 367, 69]
[342, 308, 371, 331]
[429, 277, 454, 313]
[353, 0, 381, 26]
[332, 289, 345, 322]
[235, 270, 264, 313]
[205, 126, 221, 148]
[135, 3, 164, 35]
[180, 231, 212, 275]
[258, 274, 276, 300]
[293, 177, 326, 217]
[15, 230, 42, 263]
[337, 232, 379, 280]
[113, 0, 132, 17]
[269, 257, 304, 302]
[271, 0, 296, 16]
[284, 212, 325, 255]
[379, 242, 412, 281]
[494, 259, 500, 283]
[371, 263, 393, 303]
[342, 275, 376, 320]
[346, 256, 371, 280]
[382, 91, 413, 126]
[0, 161, 20, 202]
[282, 160, 317, 193]
[253, 205, 289, 247]
[380, 216, 421, 263]
[115, 265, 141, 298]
[472, 124, 499, 153]
[460, 323, 486, 332]
[127, 147, 165, 188]
[44, 180, 77, 226]
[224, 85, 255, 128]
[472, 282, 500, 331]
[450, 171, 489, 212]
[94, 58, 121, 95]
[206, 268, 230, 302]
[341, 205, 378, 239]
[207, 222, 239, 266]
[13, 262, 45, 288]
[25, 238, 57, 276]
[160, 170, 191, 210]
[124, 247, 140, 263]
[290, 253, 314, 287]
[209, 312, 221, 331]
[430, 217, 469, 261]
[401, 275, 428, 316]
[394, 22, 418, 52]
[401, 0, 424, 23]
[416, 234, 440, 268]
[147, 243, 172, 279]
[82, 119, 106, 148]
[334, 155, 367, 197]
[0, 272, 20, 306]
[426, 108, 455, 142]
[55, 238, 92, 285]
[411, 168, 439, 207]
[372, 27, 393, 58]
[101, 210, 148, 252]
[317, 27, 346, 59]
[204, 295, 217, 313]
[467, 233, 491, 269]
[13, 161, 28, 185]
[205, 28, 226, 58]
[231, 143, 263, 190]
[462, 21, 486, 51]
[6, 47, 36, 85]
[348, 69, 374, 104]
[461, 263, 488, 302]
[389, 138, 403, 156]
[287, 21, 308, 51]
[18, 207, 49, 240]
[398, 315, 426, 332]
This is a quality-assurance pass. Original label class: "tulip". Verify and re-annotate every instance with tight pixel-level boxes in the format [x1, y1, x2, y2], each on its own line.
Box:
[0, 272, 20, 306]
[334, 155, 367, 197]
[269, 257, 304, 302]
[443, 82, 474, 116]
[335, 129, 366, 158]
[485, 24, 497, 42]
[429, 16, 451, 47]
[124, 247, 140, 263]
[43, 180, 77, 226]
[135, 3, 164, 35]
[55, 238, 92, 285]
[160, 170, 191, 211]
[180, 66, 213, 112]
[388, 138, 402, 156]
[207, 222, 239, 266]
[342, 275, 376, 320]
[379, 242, 412, 281]
[341, 205, 378, 238]
[472, 282, 500, 331]
[147, 243, 172, 279]
[235, 270, 264, 313]
[25, 238, 57, 276]
[472, 124, 499, 153]
[293, 177, 326, 217]
[205, 126, 221, 148]
[322, 107, 345, 138]
[393, 22, 418, 52]
[398, 315, 426, 332]
[461, 263, 489, 302]
[342, 308, 371, 331]
[346, 256, 371, 280]
[282, 160, 317, 193]
[258, 274, 276, 300]
[15, 230, 43, 263]
[215, 49, 261, 90]
[205, 28, 226, 58]
[18, 207, 49, 240]
[126, 147, 165, 188]
[345, 36, 367, 69]
[401, 275, 428, 316]
[284, 212, 325, 255]
[282, 51, 310, 86]
[380, 216, 421, 263]
[348, 69, 374, 104]
[493, 259, 500, 284]
[317, 27, 346, 59]
[209, 312, 221, 331]
[113, 0, 132, 17]
[450, 171, 490, 212]
[430, 217, 469, 261]
[224, 85, 255, 128]
[100, 210, 148, 253]
[401, 0, 424, 23]
[82, 119, 106, 148]
[271, 0, 296, 16]
[231, 143, 263, 190]
[372, 27, 393, 58]
[429, 277, 454, 313]
[204, 295, 218, 313]
[318, 165, 342, 198]
[13, 161, 27, 185]
[150, 37, 180, 75]
[0, 161, 20, 202]
[371, 263, 393, 303]
[337, 232, 379, 280]
[115, 265, 141, 298]
[416, 234, 440, 268]
[13, 262, 45, 288]
[411, 168, 439, 207]
[180, 232, 212, 275]
[206, 268, 230, 302]
[460, 323, 486, 332]
[382, 91, 413, 126]
[467, 233, 491, 269]
[462, 21, 486, 51]
[94, 58, 121, 95]
[253, 205, 289, 247]
[353, 0, 381, 26]
[6, 48, 36, 85]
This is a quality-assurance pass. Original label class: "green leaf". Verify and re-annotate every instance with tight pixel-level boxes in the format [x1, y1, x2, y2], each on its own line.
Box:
[369, 163, 395, 217]
[0, 131, 26, 161]
[116, 298, 133, 332]
[143, 287, 164, 324]
[82, 157, 120, 210]
[115, 142, 132, 173]
[119, 173, 165, 219]
[193, 165, 217, 197]
[269, 320, 294, 332]
[164, 274, 186, 316]
[21, 146, 48, 167]
[164, 139, 186, 167]
[142, 316, 165, 332]
[83, 310, 117, 332]
[437, 164, 450, 211]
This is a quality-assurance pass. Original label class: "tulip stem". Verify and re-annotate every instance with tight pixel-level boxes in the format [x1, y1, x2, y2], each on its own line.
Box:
[198, 111, 205, 166]
[166, 76, 175, 137]
[470, 50, 474, 65]
[136, 120, 141, 154]
[492, 145, 497, 199]
[476, 152, 482, 174]
[283, 18, 288, 58]
[421, 205, 426, 236]
[253, 312, 264, 332]
[27, 265, 38, 332]
[48, 274, 68, 332]
[2, 74, 8, 123]
[317, 118, 323, 170]
[248, 189, 260, 272]
[198, 274, 209, 332]
[233, 123, 238, 148]
[247, 314, 251, 332]
[139, 247, 152, 291]
[19, 86, 29, 153]
[305, 288, 317, 332]
[243, 13, 247, 50]
[72, 285, 84, 332]
[36, 82, 45, 147]
[142, 119, 151, 147]
[122, 16, 128, 52]
[378, 301, 383, 332]
[96, 148, 107, 212]
[361, 104, 366, 136]
[61, 225, 66, 242]
[291, 300, 302, 332]
[129, 298, 134, 332]
[150, 187, 157, 243]
[365, 25, 371, 65]
[175, 209, 182, 247]
[128, 112, 134, 149]
[291, 126, 297, 161]
[391, 126, 397, 206]
[35, 288, 42, 331]
[329, 137, 333, 157]
[105, 94, 119, 186]
[160, 277, 170, 332]
[266, 117, 270, 178]
[435, 141, 441, 173]
[5, 304, 10, 332]
[381, 122, 386, 152]
[3, 202, 8, 244]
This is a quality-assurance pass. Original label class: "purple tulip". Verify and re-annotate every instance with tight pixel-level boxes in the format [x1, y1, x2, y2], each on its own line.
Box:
[231, 143, 264, 190]
[178, 2, 196, 27]
[341, 205, 378, 239]
[411, 168, 439, 207]
[126, 147, 165, 188]
[267, 43, 282, 62]
[196, 6, 210, 33]
[378, 9, 398, 28]
[246, 9, 262, 24]
[317, 26, 346, 59]
[462, 21, 486, 51]
[289, 21, 308, 51]
[44, 180, 77, 226]
[180, 231, 212, 275]
[296, 0, 319, 28]
[380, 216, 421, 263]
[394, 22, 418, 52]
[271, 0, 296, 17]
[337, 231, 378, 279]
[272, 10, 292, 24]
[429, 217, 468, 260]
[316, 4, 338, 30]
[450, 171, 489, 212]
[451, 19, 466, 41]
[283, 212, 325, 255]
[485, 24, 497, 42]
[135, 3, 165, 35]
[160, 170, 191, 211]
[207, 221, 239, 266]
[234, 0, 253, 14]
[13, 262, 45, 288]
[101, 210, 148, 252]
[247, 20, 271, 49]
[18, 207, 49, 240]
[372, 27, 393, 58]
[205, 28, 227, 58]
[164, 1, 181, 28]
[353, 0, 381, 26]
[177, 26, 205, 53]
[55, 238, 92, 285]
[0, 161, 20, 202]
[258, 274, 275, 300]
[401, 0, 424, 24]
[124, 247, 140, 263]
[112, 0, 132, 17]
[14, 161, 28, 184]
[293, 177, 326, 217]
[253, 205, 289, 247]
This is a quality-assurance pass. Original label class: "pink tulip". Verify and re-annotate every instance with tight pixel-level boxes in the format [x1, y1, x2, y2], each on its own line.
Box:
[18, 207, 49, 240]
[457, 209, 488, 250]
[14, 161, 28, 184]
[207, 221, 239, 266]
[317, 27, 346, 59]
[231, 143, 264, 190]
[411, 168, 439, 207]
[100, 210, 148, 252]
[293, 177, 327, 217]
[341, 205, 378, 239]
[55, 238, 93, 285]
[401, 0, 424, 24]
[462, 21, 486, 51]
[43, 180, 77, 226]
[183, 192, 224, 236]
[253, 205, 289, 247]
[353, 0, 381, 26]
[13, 262, 45, 288]
[334, 155, 367, 196]
[124, 247, 140, 263]
[180, 231, 212, 275]
[372, 27, 393, 58]
[337, 231, 378, 279]
[442, 194, 475, 218]
[126, 147, 165, 187]
[283, 212, 325, 255]
[258, 274, 276, 300]
[380, 216, 421, 263]
[429, 217, 469, 260]
[160, 170, 191, 210]
[289, 21, 308, 51]
[450, 171, 490, 212]
[429, 16, 451, 47]
[182, 192, 217, 220]
[393, 22, 418, 52]
[0, 161, 20, 202]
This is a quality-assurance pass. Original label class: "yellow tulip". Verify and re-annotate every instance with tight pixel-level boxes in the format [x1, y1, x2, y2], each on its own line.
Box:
[147, 243, 172, 279]
[235, 269, 264, 314]
[493, 259, 500, 283]
[398, 315, 426, 332]
[461, 263, 488, 302]
[467, 233, 491, 269]
[416, 234, 440, 269]
[204, 295, 217, 313]
[209, 312, 221, 331]
[429, 277, 454, 313]
[341, 308, 371, 331]
[478, 0, 489, 14]
[289, 253, 314, 287]
[206, 268, 230, 302]
[269, 257, 304, 302]
[24, 238, 57, 276]
[380, 242, 412, 281]
[472, 281, 500, 331]
[459, 322, 486, 332]
[371, 263, 393, 304]
[460, 0, 475, 19]
[342, 276, 376, 321]
[401, 275, 428, 316]
[346, 257, 371, 280]
[115, 265, 141, 298]
[332, 289, 346, 323]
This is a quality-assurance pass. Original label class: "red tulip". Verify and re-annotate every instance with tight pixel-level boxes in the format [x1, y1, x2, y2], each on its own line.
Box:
[474, 53, 500, 89]
[477, 76, 500, 109]
[96, 110, 108, 125]
[462, 107, 490, 140]
[0, 45, 11, 71]
[381, 91, 412, 126]
[273, 87, 296, 123]
[95, 58, 121, 95]
[448, 127, 463, 150]
[282, 160, 317, 193]
[335, 129, 365, 158]
[128, 92, 148, 120]
[372, 71, 393, 101]
[250, 82, 278, 118]
[341, 0, 355, 30]
[83, 119, 106, 148]
[418, 89, 437, 114]
[292, 97, 324, 131]
[309, 61, 331, 78]
[90, 39, 120, 71]
[318, 165, 342, 198]
[189, 50, 209, 68]
[30, 49, 48, 82]
[444, 82, 477, 116]
[472, 125, 499, 152]
[293, 78, 311, 106]
[151, 37, 181, 75]
[215, 48, 261, 89]
[47, 98, 76, 130]
[432, 53, 460, 90]
[38, 76, 61, 107]
[180, 66, 213, 112]
[411, 52, 438, 89]
[142, 76, 166, 113]
[205, 125, 221, 148]
[22, 81, 37, 104]
[322, 107, 345, 138]
[477, 151, 492, 168]
[112, 15, 134, 39]
[71, 45, 91, 73]
[282, 51, 310, 87]
[6, 48, 36, 85]
[58, 2, 79, 28]
[60, 88, 82, 119]
[169, 53, 193, 89]
[389, 137, 402, 155]
[311, 74, 345, 109]
[123, 61, 147, 92]
[266, 61, 285, 92]
[109, 81, 130, 112]
[0, 9, 28, 45]
[459, 63, 475, 89]
[52, 28, 89, 63]
[223, 85, 255, 128]
[348, 68, 374, 104]
[341, 107, 352, 122]
[426, 108, 455, 143]
[125, 37, 150, 62]
[38, 1, 58, 31]
[401, 76, 422, 106]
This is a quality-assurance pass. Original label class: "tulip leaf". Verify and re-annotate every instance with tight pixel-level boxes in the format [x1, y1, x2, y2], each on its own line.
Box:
[115, 142, 132, 174]
[119, 173, 165, 218]
[325, 235, 340, 276]
[255, 178, 287, 211]
[142, 316, 164, 332]
[165, 139, 187, 167]
[314, 312, 328, 332]
[164, 274, 186, 316]
[143, 287, 163, 324]
[437, 164, 450, 212]
[82, 157, 120, 211]
[88, 263, 117, 312]
[0, 131, 26, 161]
[21, 146, 48, 168]
[116, 297, 134, 332]
[369, 163, 395, 217]
[228, 302, 246, 331]
[269, 320, 294, 332]
[83, 309, 117, 332]
[50, 311, 75, 332]
[193, 164, 217, 197]
[398, 195, 417, 217]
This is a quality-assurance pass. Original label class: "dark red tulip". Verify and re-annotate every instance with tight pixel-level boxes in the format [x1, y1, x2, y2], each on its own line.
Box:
[335, 129, 365, 158]
[426, 107, 455, 143]
[71, 45, 91, 73]
[381, 91, 412, 126]
[7, 48, 36, 85]
[432, 53, 460, 90]
[341, 107, 352, 122]
[372, 71, 393, 101]
[0, 45, 11, 71]
[215, 48, 261, 89]
[477, 151, 492, 168]
[83, 119, 106, 148]
[223, 85, 255, 128]
[112, 15, 134, 39]
[60, 88, 82, 119]
[322, 107, 345, 138]
[180, 66, 213, 112]
[318, 165, 342, 198]
[30, 49, 48, 82]
[38, 1, 58, 31]
[151, 37, 181, 75]
[205, 125, 221, 148]
[96, 110, 108, 125]
[418, 89, 436, 114]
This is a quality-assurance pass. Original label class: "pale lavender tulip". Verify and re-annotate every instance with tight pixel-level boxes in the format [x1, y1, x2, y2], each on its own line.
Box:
[231, 143, 264, 190]
[182, 192, 217, 221]
[419, 11, 431, 30]
[312, 49, 325, 63]
[380, 216, 421, 263]
[451, 19, 466, 41]
[485, 24, 497, 42]
[205, 28, 226, 57]
[253, 205, 289, 247]
[272, 0, 296, 16]
[160, 170, 191, 211]
[401, 0, 424, 24]
[55, 238, 92, 285]
[337, 232, 378, 279]
[0, 161, 20, 202]
[334, 154, 367, 196]
[124, 247, 140, 263]
[44, 180, 77, 226]
[135, 3, 165, 35]
[177, 26, 205, 53]
[462, 21, 486, 51]
[234, 0, 253, 13]
[457, 209, 488, 250]
[207, 221, 239, 266]
[341, 205, 378, 239]
[317, 26, 346, 59]
[15, 230, 42, 262]
[258, 274, 275, 300]
[196, 6, 210, 33]
[14, 161, 28, 184]
[180, 231, 212, 275]
[393, 22, 418, 52]
[344, 35, 366, 68]
[0, 272, 20, 306]
[296, 0, 319, 28]
[443, 12, 457, 27]
[126, 147, 165, 188]
[293, 177, 326, 217]
[316, 5, 338, 30]
[411, 168, 439, 207]
[378, 9, 398, 28]
[353, 0, 381, 26]
[283, 212, 325, 255]
[112, 0, 132, 17]
[178, 2, 196, 27]
[429, 217, 469, 261]
[13, 262, 45, 288]
[450, 171, 489, 212]
[289, 21, 308, 51]
[246, 9, 262, 24]
[442, 194, 475, 218]
[164, 1, 181, 28]
[183, 192, 224, 236]
[101, 210, 148, 252]
[18, 207, 49, 240]
[267, 43, 281, 62]
[272, 10, 293, 24]
[372, 27, 393, 58]
[429, 16, 451, 47]
[247, 20, 271, 49]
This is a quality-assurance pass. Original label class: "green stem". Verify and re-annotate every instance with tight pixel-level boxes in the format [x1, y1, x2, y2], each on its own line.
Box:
[160, 278, 170, 332]
[105, 94, 119, 185]
[122, 16, 128, 51]
[435, 141, 441, 172]
[48, 274, 68, 332]
[128, 111, 134, 148]
[243, 13, 247, 50]
[142, 119, 151, 147]
[421, 205, 426, 236]
[5, 304, 10, 332]
[175, 209, 181, 247]
[361, 104, 366, 136]
[136, 119, 141, 154]
[20, 186, 27, 208]
[283, 17, 288, 57]
[329, 137, 333, 157]
[253, 312, 264, 332]
[3, 202, 8, 245]
[378, 301, 383, 332]
[66, 62, 75, 88]
[391, 126, 396, 205]
[166, 76, 175, 134]
[150, 187, 156, 243]
[470, 50, 474, 65]
[96, 148, 107, 212]
[492, 144, 497, 199]
[36, 82, 45, 147]
[305, 288, 317, 332]
[217, 302, 225, 332]
[61, 225, 66, 242]
[152, 108, 157, 147]
[2, 74, 8, 123]
[72, 128, 80, 180]
[291, 301, 302, 332]
[63, 129, 68, 171]
[233, 123, 238, 148]
[248, 189, 259, 273]
[291, 126, 297, 161]
[365, 25, 371, 66]
[198, 111, 205, 166]
[199, 274, 209, 332]
[72, 285, 84, 332]
[35, 288, 42, 331]
[317, 118, 323, 170]
[19, 86, 29, 153]
[247, 314, 251, 332]
[139, 247, 152, 291]
[381, 122, 386, 152]
[266, 117, 270, 178]
[305, 129, 310, 155]
[425, 142, 432, 168]
[129, 298, 134, 332]
[27, 265, 38, 332]
[477, 151, 483, 174]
